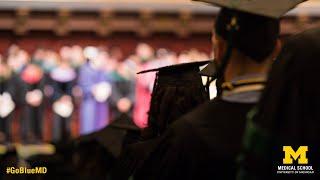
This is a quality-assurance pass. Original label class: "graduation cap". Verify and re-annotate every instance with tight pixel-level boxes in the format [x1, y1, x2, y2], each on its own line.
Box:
[138, 60, 211, 93]
[193, 0, 307, 81]
[193, 0, 306, 19]
[138, 61, 210, 137]
[138, 60, 211, 89]
[138, 60, 210, 75]
[198, 60, 218, 77]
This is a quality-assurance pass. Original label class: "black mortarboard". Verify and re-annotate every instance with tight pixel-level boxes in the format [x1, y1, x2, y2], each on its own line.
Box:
[138, 60, 210, 77]
[198, 60, 218, 77]
[138, 60, 213, 98]
[138, 60, 211, 91]
[138, 61, 210, 137]
[193, 0, 307, 18]
[76, 116, 140, 158]
[193, 0, 307, 80]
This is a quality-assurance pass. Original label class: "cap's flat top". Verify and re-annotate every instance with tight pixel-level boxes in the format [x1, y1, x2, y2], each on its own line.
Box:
[199, 60, 217, 77]
[193, 0, 307, 18]
[138, 60, 211, 74]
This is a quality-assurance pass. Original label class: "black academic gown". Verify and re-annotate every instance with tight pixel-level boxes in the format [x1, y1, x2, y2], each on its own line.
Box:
[18, 72, 45, 143]
[238, 27, 320, 180]
[110, 97, 255, 180]
[76, 117, 140, 156]
[50, 80, 75, 143]
[109, 72, 136, 122]
[0, 77, 16, 142]
[75, 117, 141, 177]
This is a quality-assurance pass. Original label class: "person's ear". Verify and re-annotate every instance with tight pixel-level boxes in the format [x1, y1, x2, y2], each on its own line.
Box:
[212, 34, 227, 64]
[272, 39, 282, 61]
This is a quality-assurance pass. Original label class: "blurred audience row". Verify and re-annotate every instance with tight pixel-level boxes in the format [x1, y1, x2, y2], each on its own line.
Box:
[0, 43, 210, 144]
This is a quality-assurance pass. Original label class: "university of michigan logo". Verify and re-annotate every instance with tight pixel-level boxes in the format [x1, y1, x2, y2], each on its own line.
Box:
[283, 146, 308, 164]
[277, 146, 314, 174]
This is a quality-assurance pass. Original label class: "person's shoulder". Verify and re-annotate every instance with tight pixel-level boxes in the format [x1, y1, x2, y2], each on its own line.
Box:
[168, 97, 255, 142]
[182, 97, 255, 122]
[172, 98, 230, 126]
[167, 99, 222, 138]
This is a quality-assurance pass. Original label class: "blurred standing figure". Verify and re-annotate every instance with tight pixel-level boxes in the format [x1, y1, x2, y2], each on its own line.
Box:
[18, 50, 45, 143]
[78, 47, 112, 135]
[0, 57, 16, 143]
[70, 45, 86, 71]
[49, 49, 77, 143]
[7, 45, 25, 74]
[133, 43, 155, 128]
[109, 62, 135, 123]
[107, 46, 135, 122]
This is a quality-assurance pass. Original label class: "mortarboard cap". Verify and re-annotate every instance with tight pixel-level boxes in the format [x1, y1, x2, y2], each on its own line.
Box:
[194, 0, 307, 78]
[198, 60, 218, 77]
[193, 0, 307, 18]
[138, 60, 210, 74]
[138, 60, 211, 85]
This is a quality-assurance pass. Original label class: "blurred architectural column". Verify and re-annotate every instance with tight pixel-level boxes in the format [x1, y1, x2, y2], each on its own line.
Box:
[55, 9, 70, 36]
[97, 9, 113, 37]
[15, 8, 29, 35]
[176, 10, 192, 38]
[138, 9, 153, 37]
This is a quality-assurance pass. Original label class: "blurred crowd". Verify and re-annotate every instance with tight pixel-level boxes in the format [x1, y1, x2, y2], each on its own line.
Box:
[0, 43, 210, 144]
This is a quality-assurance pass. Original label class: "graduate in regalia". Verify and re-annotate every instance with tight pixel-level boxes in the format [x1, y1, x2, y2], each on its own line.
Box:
[109, 62, 135, 124]
[110, 61, 210, 179]
[238, 27, 320, 180]
[78, 47, 111, 135]
[139, 60, 210, 140]
[0, 59, 16, 143]
[74, 115, 140, 179]
[50, 55, 77, 143]
[19, 58, 45, 143]
[117, 1, 305, 179]
[133, 43, 156, 128]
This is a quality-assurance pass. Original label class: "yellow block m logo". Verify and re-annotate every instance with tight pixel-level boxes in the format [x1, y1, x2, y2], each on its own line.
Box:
[283, 146, 308, 164]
